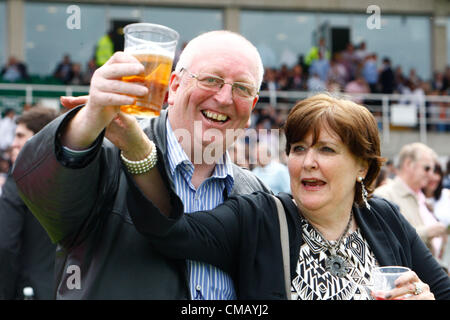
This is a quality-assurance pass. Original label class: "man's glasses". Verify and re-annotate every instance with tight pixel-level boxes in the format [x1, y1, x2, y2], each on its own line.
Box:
[180, 67, 258, 99]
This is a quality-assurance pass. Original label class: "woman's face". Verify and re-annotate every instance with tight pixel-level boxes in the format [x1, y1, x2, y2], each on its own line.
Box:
[287, 126, 367, 217]
[425, 169, 442, 193]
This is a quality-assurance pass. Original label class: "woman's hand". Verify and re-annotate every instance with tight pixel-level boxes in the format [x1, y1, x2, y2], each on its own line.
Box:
[60, 95, 89, 109]
[106, 112, 152, 161]
[372, 270, 435, 300]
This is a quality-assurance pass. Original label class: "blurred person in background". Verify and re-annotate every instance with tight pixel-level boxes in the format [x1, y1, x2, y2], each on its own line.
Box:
[0, 108, 17, 151]
[308, 51, 330, 83]
[0, 106, 59, 299]
[431, 71, 445, 93]
[95, 29, 115, 67]
[354, 41, 369, 63]
[228, 138, 251, 170]
[344, 73, 370, 104]
[305, 37, 330, 68]
[260, 68, 278, 105]
[379, 57, 395, 94]
[423, 161, 450, 272]
[385, 159, 397, 179]
[373, 166, 390, 189]
[362, 53, 378, 93]
[287, 64, 305, 91]
[53, 54, 74, 84]
[442, 66, 450, 93]
[375, 143, 447, 258]
[83, 58, 97, 85]
[408, 68, 421, 87]
[341, 43, 358, 81]
[394, 65, 406, 93]
[1, 56, 29, 83]
[68, 63, 84, 85]
[307, 71, 326, 92]
[252, 140, 290, 194]
[443, 159, 450, 189]
[327, 53, 347, 90]
[0, 157, 9, 195]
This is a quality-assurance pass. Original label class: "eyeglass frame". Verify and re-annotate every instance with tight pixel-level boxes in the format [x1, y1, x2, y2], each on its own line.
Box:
[179, 67, 259, 99]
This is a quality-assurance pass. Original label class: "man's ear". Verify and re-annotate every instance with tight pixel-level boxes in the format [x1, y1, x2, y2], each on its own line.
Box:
[251, 95, 259, 110]
[167, 73, 180, 106]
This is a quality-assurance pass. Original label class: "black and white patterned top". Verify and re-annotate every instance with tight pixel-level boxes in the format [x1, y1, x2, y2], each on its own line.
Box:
[291, 219, 379, 300]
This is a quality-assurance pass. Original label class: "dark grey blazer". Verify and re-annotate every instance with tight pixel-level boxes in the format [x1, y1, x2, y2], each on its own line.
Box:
[12, 106, 271, 299]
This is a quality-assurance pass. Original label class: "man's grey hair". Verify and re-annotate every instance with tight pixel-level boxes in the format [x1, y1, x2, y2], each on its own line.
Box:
[397, 142, 437, 169]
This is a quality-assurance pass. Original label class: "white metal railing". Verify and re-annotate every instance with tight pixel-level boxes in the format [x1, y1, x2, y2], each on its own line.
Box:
[0, 82, 90, 105]
[1, 83, 450, 144]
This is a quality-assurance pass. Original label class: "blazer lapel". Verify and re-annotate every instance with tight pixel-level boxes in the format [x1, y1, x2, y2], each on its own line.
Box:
[353, 204, 400, 266]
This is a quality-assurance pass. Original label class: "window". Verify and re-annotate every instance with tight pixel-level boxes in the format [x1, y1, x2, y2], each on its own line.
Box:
[241, 10, 431, 80]
[25, 2, 106, 76]
[24, 2, 223, 76]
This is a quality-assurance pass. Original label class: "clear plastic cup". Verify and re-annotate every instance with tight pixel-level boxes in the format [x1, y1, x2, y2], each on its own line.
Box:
[371, 266, 411, 300]
[121, 23, 179, 118]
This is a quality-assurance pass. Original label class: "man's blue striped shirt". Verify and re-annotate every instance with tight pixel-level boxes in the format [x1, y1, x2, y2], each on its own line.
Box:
[166, 119, 236, 300]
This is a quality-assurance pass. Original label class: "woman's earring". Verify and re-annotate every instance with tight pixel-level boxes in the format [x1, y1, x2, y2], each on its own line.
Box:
[358, 176, 371, 210]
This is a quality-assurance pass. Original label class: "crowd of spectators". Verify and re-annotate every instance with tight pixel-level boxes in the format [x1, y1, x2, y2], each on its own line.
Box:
[2, 39, 450, 95]
[0, 54, 97, 85]
[259, 40, 450, 98]
[256, 40, 450, 132]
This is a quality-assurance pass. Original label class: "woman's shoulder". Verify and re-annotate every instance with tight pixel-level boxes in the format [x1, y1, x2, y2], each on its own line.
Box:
[228, 191, 276, 208]
[232, 191, 294, 206]
[225, 192, 295, 218]
[369, 195, 399, 211]
[367, 196, 413, 232]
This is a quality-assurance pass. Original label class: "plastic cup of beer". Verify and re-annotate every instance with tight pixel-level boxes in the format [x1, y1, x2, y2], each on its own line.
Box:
[121, 23, 179, 118]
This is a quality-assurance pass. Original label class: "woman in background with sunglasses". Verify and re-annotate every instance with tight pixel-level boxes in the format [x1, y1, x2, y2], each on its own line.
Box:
[423, 161, 450, 273]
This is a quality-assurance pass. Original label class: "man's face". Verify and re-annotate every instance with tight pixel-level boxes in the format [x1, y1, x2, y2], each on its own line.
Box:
[406, 152, 435, 192]
[167, 40, 259, 161]
[11, 123, 34, 163]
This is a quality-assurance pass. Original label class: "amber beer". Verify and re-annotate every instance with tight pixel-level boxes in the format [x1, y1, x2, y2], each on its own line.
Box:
[121, 52, 173, 117]
[121, 23, 179, 117]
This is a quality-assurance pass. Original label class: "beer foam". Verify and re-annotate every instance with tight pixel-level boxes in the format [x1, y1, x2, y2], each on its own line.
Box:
[125, 45, 174, 59]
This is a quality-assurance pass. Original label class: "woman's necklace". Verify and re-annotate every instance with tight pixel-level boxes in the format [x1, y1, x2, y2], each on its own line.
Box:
[301, 211, 353, 277]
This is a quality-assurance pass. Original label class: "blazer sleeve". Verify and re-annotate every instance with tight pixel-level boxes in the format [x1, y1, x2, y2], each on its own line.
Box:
[126, 171, 241, 275]
[404, 215, 450, 299]
[0, 176, 26, 299]
[11, 107, 118, 247]
[377, 198, 450, 300]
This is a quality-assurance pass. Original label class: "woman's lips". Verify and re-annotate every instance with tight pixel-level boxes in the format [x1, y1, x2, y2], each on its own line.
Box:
[301, 178, 326, 190]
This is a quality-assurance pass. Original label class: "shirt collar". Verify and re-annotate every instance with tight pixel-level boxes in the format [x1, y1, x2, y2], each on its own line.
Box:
[395, 176, 419, 199]
[166, 118, 191, 176]
[165, 118, 234, 191]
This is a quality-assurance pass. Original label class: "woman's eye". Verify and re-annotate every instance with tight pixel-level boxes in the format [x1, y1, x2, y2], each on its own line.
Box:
[292, 145, 306, 152]
[321, 146, 335, 153]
